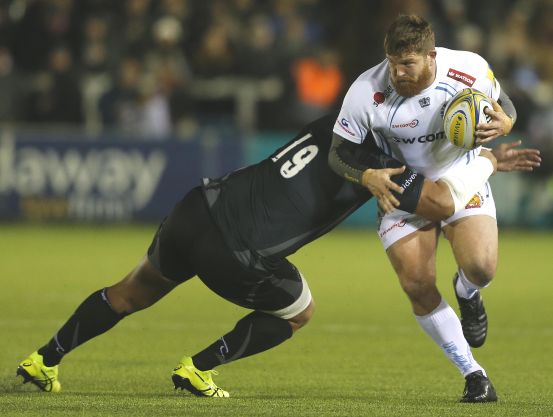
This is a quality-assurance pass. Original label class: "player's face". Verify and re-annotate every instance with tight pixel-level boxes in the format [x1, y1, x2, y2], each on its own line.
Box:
[387, 52, 435, 97]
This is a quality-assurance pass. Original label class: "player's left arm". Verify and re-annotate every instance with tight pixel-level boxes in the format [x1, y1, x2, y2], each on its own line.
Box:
[475, 88, 517, 144]
[491, 140, 541, 172]
[416, 141, 540, 220]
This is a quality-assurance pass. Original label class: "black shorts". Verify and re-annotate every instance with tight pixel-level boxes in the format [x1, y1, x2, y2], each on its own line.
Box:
[147, 187, 309, 313]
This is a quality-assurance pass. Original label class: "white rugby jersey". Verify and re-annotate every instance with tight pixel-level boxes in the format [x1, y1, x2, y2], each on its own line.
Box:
[334, 47, 501, 180]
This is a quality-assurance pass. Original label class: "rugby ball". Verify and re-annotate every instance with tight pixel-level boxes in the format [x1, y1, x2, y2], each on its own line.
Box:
[443, 88, 493, 149]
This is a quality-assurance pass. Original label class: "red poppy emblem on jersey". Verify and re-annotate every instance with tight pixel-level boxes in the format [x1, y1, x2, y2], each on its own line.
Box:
[373, 92, 385, 104]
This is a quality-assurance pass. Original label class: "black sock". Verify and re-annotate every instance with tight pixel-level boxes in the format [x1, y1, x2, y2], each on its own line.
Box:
[192, 311, 293, 371]
[38, 288, 125, 366]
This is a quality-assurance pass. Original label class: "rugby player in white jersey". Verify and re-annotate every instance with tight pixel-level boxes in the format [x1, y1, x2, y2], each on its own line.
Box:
[329, 14, 532, 402]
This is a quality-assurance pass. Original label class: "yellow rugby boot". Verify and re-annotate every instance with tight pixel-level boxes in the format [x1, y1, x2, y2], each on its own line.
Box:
[172, 356, 229, 398]
[17, 351, 61, 393]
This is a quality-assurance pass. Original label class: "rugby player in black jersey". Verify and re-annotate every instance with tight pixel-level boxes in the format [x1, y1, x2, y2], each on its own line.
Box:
[16, 114, 539, 397]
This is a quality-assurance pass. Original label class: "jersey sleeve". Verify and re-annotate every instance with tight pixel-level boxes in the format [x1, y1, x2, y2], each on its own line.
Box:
[333, 78, 372, 144]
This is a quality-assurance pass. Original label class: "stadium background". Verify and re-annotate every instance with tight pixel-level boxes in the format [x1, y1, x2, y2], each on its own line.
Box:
[1, 1, 553, 416]
[0, 0, 551, 225]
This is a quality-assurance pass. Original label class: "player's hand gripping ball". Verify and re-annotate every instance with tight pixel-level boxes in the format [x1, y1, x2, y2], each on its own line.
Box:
[443, 88, 493, 149]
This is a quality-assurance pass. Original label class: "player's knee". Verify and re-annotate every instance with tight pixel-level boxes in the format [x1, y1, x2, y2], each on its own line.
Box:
[288, 299, 315, 332]
[399, 273, 436, 302]
[463, 260, 496, 287]
[109, 260, 177, 314]
[105, 285, 137, 314]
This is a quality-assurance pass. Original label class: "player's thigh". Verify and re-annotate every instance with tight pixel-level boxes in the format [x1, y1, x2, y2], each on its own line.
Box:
[147, 186, 211, 283]
[108, 187, 213, 313]
[443, 214, 498, 282]
[386, 223, 440, 288]
[197, 250, 312, 319]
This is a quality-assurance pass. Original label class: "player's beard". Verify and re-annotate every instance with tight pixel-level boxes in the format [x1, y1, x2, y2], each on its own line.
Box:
[392, 63, 433, 98]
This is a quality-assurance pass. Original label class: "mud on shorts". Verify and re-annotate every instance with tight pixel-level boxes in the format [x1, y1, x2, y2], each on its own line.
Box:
[377, 182, 497, 250]
[147, 187, 312, 319]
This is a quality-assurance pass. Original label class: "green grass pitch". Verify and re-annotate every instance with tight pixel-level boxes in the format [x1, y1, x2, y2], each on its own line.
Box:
[0, 224, 552, 416]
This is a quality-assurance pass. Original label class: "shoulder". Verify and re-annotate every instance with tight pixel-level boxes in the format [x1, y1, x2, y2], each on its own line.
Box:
[354, 58, 390, 88]
[437, 47, 489, 69]
[343, 59, 390, 107]
[436, 47, 493, 89]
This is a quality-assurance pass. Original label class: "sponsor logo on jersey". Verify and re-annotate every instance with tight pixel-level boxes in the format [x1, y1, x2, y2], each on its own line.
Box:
[447, 68, 476, 86]
[379, 219, 407, 238]
[465, 193, 483, 209]
[401, 172, 418, 190]
[419, 96, 431, 107]
[338, 118, 356, 137]
[373, 85, 393, 107]
[392, 119, 419, 129]
[392, 131, 446, 144]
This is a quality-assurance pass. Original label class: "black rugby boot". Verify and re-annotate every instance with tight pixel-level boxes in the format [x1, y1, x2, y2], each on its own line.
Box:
[460, 370, 497, 403]
[454, 274, 488, 348]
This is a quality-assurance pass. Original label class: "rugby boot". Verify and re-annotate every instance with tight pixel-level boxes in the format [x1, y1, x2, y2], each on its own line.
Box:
[172, 356, 229, 398]
[460, 370, 497, 403]
[454, 274, 488, 347]
[16, 351, 61, 392]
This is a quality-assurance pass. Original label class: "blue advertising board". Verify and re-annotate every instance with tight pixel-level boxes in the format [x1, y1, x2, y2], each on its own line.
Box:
[0, 132, 243, 221]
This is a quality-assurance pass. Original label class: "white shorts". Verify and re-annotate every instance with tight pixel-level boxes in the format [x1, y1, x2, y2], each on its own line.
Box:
[377, 182, 496, 250]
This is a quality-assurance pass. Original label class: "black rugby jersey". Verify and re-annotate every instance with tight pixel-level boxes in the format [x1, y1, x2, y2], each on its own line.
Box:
[202, 114, 420, 272]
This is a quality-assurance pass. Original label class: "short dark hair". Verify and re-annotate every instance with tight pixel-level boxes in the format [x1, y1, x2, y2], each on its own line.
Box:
[384, 14, 435, 56]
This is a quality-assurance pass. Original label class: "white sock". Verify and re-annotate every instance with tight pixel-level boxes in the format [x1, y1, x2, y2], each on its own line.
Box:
[454, 268, 482, 299]
[416, 298, 485, 377]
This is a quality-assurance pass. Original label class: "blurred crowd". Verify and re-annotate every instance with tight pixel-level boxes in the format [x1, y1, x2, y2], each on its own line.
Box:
[0, 0, 551, 162]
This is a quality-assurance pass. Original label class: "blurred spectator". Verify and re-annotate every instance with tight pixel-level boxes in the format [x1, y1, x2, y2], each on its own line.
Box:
[115, 0, 153, 57]
[80, 13, 114, 74]
[0, 46, 22, 121]
[528, 1, 553, 103]
[98, 56, 144, 133]
[528, 106, 553, 177]
[12, 0, 77, 71]
[0, 0, 549, 134]
[191, 23, 236, 77]
[144, 15, 194, 135]
[158, 0, 192, 20]
[99, 54, 175, 138]
[25, 44, 83, 124]
[79, 13, 116, 132]
[236, 13, 284, 78]
[139, 73, 172, 138]
[146, 15, 192, 81]
[157, 59, 196, 136]
[288, 47, 344, 127]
